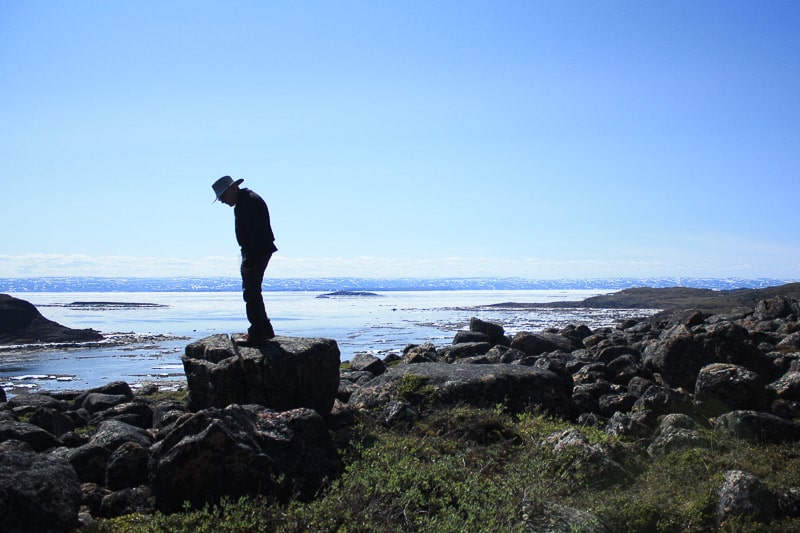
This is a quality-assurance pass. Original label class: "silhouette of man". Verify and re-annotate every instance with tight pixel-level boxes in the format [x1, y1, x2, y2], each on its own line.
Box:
[212, 176, 277, 345]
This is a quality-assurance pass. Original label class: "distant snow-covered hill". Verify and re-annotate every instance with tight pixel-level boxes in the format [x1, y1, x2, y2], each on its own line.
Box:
[0, 276, 793, 292]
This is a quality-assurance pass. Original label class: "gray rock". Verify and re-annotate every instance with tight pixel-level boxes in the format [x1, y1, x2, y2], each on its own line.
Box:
[151, 399, 189, 433]
[0, 449, 81, 532]
[58, 443, 111, 484]
[72, 381, 134, 407]
[350, 352, 386, 376]
[453, 352, 505, 365]
[381, 400, 420, 426]
[337, 370, 376, 402]
[715, 410, 800, 443]
[106, 442, 150, 490]
[149, 404, 339, 513]
[452, 330, 491, 345]
[754, 296, 795, 321]
[694, 363, 767, 416]
[777, 332, 800, 351]
[631, 385, 690, 423]
[699, 321, 769, 376]
[596, 344, 639, 364]
[469, 317, 506, 345]
[403, 342, 439, 363]
[606, 354, 641, 384]
[598, 392, 637, 417]
[91, 400, 153, 428]
[348, 362, 572, 416]
[605, 411, 652, 440]
[717, 470, 778, 525]
[99, 485, 156, 519]
[437, 341, 492, 363]
[648, 426, 711, 456]
[484, 344, 527, 363]
[29, 407, 76, 437]
[768, 370, 800, 401]
[183, 334, 340, 415]
[7, 392, 68, 414]
[89, 419, 153, 452]
[643, 325, 712, 389]
[560, 323, 594, 343]
[522, 501, 611, 533]
[0, 420, 59, 452]
[81, 393, 130, 414]
[543, 428, 631, 486]
[654, 413, 703, 433]
[572, 363, 611, 385]
[511, 331, 575, 356]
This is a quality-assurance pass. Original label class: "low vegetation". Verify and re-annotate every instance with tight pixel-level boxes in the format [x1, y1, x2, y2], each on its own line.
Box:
[85, 404, 800, 532]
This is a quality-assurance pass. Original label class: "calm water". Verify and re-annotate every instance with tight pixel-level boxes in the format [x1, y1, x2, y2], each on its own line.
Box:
[1, 290, 654, 395]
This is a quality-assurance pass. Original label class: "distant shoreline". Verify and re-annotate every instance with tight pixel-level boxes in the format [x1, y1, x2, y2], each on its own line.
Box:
[485, 283, 800, 314]
[1, 276, 795, 293]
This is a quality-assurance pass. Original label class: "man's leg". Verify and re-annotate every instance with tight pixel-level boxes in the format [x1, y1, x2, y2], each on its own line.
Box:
[241, 255, 273, 340]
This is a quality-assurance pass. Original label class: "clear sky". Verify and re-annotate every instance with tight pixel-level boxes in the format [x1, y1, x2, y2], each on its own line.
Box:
[1, 1, 798, 280]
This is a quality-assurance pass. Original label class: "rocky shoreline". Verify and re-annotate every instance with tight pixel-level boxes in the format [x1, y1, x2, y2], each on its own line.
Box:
[2, 285, 800, 530]
[487, 282, 800, 314]
[0, 294, 103, 346]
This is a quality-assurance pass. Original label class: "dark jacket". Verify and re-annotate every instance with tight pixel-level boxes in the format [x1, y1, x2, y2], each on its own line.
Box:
[234, 188, 277, 267]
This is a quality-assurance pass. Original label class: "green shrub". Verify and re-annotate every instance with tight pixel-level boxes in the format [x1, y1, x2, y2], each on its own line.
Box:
[395, 373, 435, 408]
[85, 406, 800, 533]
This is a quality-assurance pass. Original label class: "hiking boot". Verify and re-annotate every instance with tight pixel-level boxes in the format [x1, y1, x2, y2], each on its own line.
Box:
[236, 333, 268, 346]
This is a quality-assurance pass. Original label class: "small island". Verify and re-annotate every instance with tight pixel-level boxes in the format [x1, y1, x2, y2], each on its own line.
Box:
[316, 290, 383, 299]
[64, 301, 168, 309]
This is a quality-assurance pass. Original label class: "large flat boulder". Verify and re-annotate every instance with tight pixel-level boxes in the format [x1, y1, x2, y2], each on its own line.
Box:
[183, 334, 340, 415]
[348, 362, 572, 416]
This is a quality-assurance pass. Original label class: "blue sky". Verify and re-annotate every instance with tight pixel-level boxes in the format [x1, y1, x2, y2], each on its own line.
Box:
[1, 1, 798, 280]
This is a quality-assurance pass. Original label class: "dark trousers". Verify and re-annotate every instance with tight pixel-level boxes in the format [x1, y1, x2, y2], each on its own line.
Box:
[241, 254, 272, 337]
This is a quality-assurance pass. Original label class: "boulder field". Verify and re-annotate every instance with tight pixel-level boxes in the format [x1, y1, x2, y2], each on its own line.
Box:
[1, 291, 800, 529]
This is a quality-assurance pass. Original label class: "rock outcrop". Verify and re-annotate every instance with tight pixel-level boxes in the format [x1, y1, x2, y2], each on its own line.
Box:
[183, 334, 340, 415]
[0, 379, 341, 528]
[0, 293, 103, 345]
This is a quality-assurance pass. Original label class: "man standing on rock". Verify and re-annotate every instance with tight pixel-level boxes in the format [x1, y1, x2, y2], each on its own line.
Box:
[212, 176, 277, 345]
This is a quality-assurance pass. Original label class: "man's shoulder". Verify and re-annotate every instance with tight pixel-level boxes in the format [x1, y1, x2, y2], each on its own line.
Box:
[239, 188, 266, 206]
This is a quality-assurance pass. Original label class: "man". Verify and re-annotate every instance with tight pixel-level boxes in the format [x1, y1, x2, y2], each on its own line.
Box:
[212, 175, 278, 345]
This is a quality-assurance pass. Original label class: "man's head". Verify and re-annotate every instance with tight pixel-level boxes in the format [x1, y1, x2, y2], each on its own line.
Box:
[212, 176, 243, 206]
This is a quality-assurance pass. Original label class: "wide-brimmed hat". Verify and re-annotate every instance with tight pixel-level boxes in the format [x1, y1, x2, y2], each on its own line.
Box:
[212, 176, 244, 202]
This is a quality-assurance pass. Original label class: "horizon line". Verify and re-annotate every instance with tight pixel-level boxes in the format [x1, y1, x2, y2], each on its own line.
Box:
[1, 275, 797, 281]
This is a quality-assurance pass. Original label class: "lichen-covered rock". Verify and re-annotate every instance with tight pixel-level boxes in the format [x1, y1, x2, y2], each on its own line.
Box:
[148, 404, 339, 513]
[522, 502, 611, 533]
[348, 362, 572, 416]
[694, 363, 768, 416]
[717, 470, 778, 525]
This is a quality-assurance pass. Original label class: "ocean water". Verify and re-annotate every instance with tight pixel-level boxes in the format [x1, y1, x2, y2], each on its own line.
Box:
[1, 289, 657, 395]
